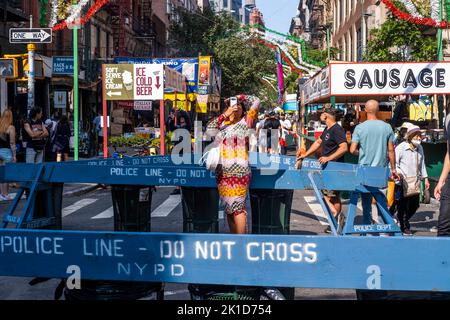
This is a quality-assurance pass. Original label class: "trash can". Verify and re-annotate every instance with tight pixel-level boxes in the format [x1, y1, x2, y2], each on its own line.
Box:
[250, 188, 294, 235]
[181, 187, 219, 233]
[250, 188, 295, 300]
[65, 184, 163, 300]
[111, 185, 152, 232]
[25, 183, 63, 230]
[182, 186, 244, 299]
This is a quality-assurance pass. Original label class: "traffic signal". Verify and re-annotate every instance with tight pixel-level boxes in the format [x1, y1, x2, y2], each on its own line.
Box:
[0, 58, 18, 78]
[22, 58, 44, 79]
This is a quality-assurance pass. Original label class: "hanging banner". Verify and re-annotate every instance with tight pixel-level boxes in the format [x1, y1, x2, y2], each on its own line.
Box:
[409, 95, 432, 121]
[196, 94, 209, 113]
[198, 56, 211, 86]
[330, 62, 450, 96]
[275, 47, 285, 103]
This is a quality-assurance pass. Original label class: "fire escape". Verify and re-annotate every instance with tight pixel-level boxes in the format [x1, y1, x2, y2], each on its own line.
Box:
[107, 0, 155, 57]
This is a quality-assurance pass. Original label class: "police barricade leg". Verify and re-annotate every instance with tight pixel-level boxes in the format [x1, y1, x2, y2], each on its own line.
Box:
[64, 185, 163, 300]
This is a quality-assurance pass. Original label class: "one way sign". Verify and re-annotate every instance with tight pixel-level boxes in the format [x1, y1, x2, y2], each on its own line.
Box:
[9, 28, 52, 44]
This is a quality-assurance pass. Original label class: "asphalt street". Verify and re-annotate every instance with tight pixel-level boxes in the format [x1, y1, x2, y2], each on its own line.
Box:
[0, 184, 439, 300]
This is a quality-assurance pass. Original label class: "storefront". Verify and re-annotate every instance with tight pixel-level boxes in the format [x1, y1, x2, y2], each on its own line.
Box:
[300, 61, 450, 190]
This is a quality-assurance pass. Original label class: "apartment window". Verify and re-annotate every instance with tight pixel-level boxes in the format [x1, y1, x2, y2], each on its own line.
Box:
[341, 0, 347, 21]
[106, 32, 110, 58]
[350, 30, 354, 61]
[223, 0, 228, 8]
[96, 26, 101, 56]
[356, 26, 362, 61]
[334, 0, 337, 32]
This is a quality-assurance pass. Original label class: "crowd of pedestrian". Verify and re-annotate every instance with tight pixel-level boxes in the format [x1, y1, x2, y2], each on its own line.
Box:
[295, 99, 429, 236]
[0, 106, 76, 200]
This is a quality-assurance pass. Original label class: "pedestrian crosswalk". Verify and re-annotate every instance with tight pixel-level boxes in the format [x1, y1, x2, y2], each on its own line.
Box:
[62, 199, 98, 217]
[0, 190, 438, 232]
[91, 206, 114, 219]
[151, 195, 181, 217]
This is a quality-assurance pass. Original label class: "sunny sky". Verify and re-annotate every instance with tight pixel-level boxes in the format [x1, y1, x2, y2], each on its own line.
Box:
[256, 0, 299, 34]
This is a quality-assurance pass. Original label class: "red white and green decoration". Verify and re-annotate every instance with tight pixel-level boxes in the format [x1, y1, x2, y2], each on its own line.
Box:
[382, 0, 450, 27]
[39, 0, 111, 31]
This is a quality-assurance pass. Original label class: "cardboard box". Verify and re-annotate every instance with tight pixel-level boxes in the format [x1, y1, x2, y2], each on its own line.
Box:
[112, 116, 131, 125]
[110, 123, 123, 136]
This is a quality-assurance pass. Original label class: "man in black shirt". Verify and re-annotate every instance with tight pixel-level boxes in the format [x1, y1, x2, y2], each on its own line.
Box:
[263, 111, 281, 154]
[435, 113, 450, 236]
[297, 107, 348, 233]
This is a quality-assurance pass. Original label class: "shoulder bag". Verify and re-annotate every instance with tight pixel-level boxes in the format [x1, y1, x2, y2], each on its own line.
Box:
[401, 151, 420, 197]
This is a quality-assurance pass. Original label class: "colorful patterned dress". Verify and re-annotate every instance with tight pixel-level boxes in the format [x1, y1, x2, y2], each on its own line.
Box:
[207, 98, 259, 216]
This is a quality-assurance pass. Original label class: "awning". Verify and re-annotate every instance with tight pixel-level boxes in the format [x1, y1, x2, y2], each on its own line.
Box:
[283, 101, 297, 111]
[164, 93, 197, 102]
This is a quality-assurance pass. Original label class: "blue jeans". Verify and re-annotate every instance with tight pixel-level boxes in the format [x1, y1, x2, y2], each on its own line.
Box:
[361, 189, 389, 225]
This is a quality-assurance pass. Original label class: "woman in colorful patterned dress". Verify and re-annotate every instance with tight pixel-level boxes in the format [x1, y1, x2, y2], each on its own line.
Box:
[206, 95, 260, 234]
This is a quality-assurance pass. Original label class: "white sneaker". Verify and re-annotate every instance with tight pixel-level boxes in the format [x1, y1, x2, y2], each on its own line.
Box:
[430, 226, 438, 232]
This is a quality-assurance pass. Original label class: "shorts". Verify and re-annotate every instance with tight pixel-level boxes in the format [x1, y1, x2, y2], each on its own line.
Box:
[322, 190, 340, 198]
[0, 148, 13, 163]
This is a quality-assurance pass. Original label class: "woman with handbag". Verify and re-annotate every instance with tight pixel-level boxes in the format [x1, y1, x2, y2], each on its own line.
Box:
[395, 125, 429, 235]
[205, 95, 260, 234]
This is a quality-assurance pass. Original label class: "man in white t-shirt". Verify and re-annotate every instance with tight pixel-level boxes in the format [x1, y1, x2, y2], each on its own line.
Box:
[256, 112, 269, 153]
[279, 113, 292, 155]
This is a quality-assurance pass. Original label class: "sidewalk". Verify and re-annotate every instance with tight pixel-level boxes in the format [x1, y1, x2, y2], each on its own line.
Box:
[0, 183, 100, 202]
[1, 155, 102, 202]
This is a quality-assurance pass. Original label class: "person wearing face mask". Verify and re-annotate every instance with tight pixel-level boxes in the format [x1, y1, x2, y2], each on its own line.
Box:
[395, 125, 429, 235]
[393, 122, 414, 147]
[297, 107, 348, 233]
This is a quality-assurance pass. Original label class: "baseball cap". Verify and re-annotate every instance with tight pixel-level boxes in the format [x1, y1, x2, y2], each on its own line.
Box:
[321, 107, 338, 117]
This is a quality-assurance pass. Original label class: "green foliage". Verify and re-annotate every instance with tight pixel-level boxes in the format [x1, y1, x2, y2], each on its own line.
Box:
[169, 9, 276, 102]
[108, 135, 149, 147]
[364, 12, 436, 62]
[214, 34, 276, 97]
[305, 44, 339, 65]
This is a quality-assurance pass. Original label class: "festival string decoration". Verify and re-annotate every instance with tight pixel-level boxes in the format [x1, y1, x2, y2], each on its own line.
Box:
[249, 24, 327, 68]
[49, 0, 58, 27]
[380, 0, 450, 28]
[39, 0, 49, 26]
[249, 28, 321, 75]
[398, 0, 423, 17]
[49, 0, 111, 31]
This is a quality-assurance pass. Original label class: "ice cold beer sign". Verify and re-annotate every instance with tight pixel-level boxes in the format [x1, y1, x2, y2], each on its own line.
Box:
[103, 64, 164, 101]
[330, 62, 450, 96]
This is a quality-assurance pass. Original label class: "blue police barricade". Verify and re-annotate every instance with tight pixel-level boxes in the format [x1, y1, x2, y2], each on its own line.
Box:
[3, 156, 447, 299]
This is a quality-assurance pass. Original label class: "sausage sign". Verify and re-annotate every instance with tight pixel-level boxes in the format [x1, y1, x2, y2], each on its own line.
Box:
[329, 62, 450, 96]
